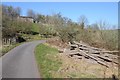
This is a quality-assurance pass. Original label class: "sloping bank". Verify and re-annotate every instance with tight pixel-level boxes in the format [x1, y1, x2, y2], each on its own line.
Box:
[35, 43, 62, 78]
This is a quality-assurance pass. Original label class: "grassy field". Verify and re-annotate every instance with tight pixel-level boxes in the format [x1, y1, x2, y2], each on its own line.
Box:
[35, 44, 62, 78]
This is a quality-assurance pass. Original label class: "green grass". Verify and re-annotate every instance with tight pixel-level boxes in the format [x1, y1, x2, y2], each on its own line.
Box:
[35, 44, 62, 78]
[21, 33, 48, 42]
[31, 23, 40, 33]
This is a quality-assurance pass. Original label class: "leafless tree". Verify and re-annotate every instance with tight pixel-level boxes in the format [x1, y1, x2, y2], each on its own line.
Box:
[78, 15, 88, 29]
[27, 9, 35, 18]
[15, 7, 21, 16]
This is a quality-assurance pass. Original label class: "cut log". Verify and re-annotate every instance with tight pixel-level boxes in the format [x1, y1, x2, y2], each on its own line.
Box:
[68, 48, 110, 67]
[79, 50, 98, 61]
[103, 53, 118, 59]
[88, 46, 103, 51]
[79, 47, 89, 51]
[58, 49, 64, 53]
[97, 55, 118, 64]
[79, 47, 101, 54]
[72, 55, 83, 59]
[70, 44, 78, 50]
[97, 60, 109, 68]
[91, 51, 101, 54]
[73, 41, 106, 51]
[97, 51, 119, 53]
[69, 41, 119, 67]
[79, 50, 109, 67]
[90, 53, 118, 64]
[70, 44, 78, 47]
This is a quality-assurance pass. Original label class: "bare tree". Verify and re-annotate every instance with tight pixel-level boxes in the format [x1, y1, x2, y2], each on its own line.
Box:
[35, 13, 45, 23]
[2, 5, 21, 19]
[96, 20, 110, 30]
[15, 7, 21, 16]
[27, 9, 35, 19]
[78, 15, 88, 29]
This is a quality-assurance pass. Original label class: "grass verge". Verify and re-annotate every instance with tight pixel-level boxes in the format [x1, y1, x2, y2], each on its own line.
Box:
[1, 34, 44, 56]
[35, 44, 62, 78]
[1, 43, 22, 56]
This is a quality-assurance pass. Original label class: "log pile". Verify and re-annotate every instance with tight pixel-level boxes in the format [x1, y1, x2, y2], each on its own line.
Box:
[67, 41, 119, 68]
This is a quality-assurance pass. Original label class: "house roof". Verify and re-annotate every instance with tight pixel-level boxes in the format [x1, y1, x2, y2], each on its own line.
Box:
[19, 16, 33, 19]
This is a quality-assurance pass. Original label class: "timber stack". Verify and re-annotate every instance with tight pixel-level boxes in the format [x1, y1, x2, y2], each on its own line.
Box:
[64, 41, 119, 68]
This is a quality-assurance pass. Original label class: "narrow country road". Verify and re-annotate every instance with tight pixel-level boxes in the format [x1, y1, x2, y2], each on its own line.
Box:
[1, 40, 46, 78]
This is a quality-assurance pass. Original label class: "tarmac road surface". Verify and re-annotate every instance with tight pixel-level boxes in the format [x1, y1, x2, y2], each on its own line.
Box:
[1, 40, 46, 78]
